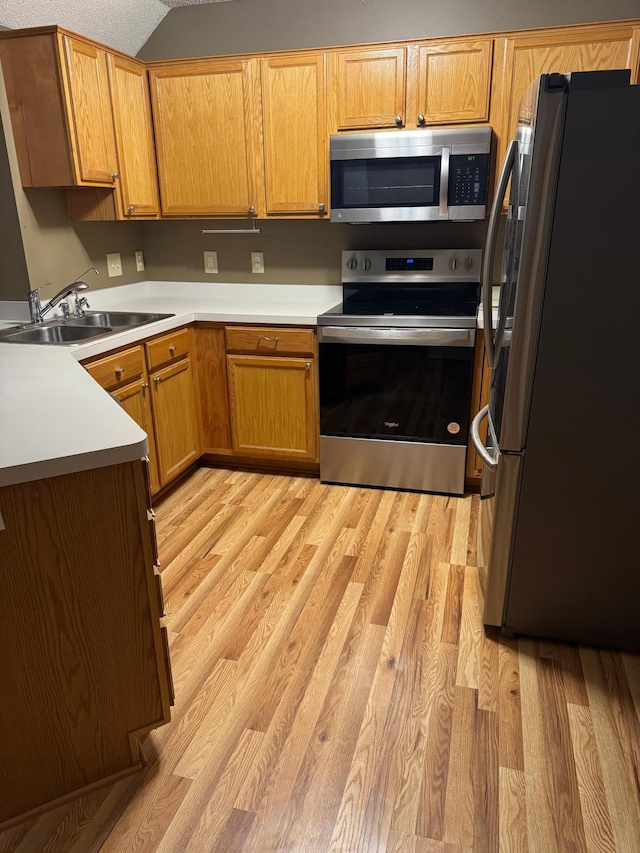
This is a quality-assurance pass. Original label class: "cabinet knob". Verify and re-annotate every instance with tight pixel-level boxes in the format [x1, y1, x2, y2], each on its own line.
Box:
[169, 345, 177, 354]
[127, 205, 135, 214]
[111, 172, 119, 181]
[318, 203, 326, 213]
[154, 376, 161, 385]
[115, 367, 125, 379]
[142, 382, 149, 391]
[417, 114, 426, 126]
[305, 362, 311, 370]
[248, 205, 256, 215]
[395, 115, 403, 127]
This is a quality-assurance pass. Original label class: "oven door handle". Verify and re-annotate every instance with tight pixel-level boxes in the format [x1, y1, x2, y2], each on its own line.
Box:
[471, 404, 500, 469]
[318, 326, 475, 347]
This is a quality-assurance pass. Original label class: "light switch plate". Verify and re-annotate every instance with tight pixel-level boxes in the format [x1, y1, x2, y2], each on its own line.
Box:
[135, 250, 145, 272]
[106, 252, 123, 277]
[204, 251, 218, 274]
[251, 251, 264, 274]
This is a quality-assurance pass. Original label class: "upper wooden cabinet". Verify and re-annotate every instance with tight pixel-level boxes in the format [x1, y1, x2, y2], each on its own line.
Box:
[0, 28, 119, 187]
[329, 38, 492, 132]
[407, 38, 493, 126]
[107, 55, 160, 218]
[60, 35, 119, 184]
[261, 52, 328, 216]
[149, 58, 265, 217]
[491, 22, 640, 162]
[328, 46, 406, 130]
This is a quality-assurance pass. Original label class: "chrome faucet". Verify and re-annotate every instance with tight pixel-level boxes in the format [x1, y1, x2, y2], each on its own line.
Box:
[28, 281, 90, 324]
[27, 267, 99, 324]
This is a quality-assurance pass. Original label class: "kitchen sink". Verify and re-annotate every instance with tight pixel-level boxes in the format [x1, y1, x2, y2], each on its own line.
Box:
[68, 311, 174, 327]
[1, 324, 113, 344]
[0, 311, 175, 345]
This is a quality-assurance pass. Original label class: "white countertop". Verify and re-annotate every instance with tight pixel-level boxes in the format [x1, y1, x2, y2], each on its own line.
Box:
[0, 281, 342, 487]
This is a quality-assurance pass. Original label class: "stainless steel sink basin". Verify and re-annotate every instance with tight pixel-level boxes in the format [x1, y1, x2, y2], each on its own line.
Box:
[2, 324, 113, 344]
[68, 311, 174, 328]
[0, 310, 175, 345]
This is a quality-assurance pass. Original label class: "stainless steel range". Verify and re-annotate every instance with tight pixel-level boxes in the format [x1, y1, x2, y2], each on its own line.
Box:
[318, 249, 481, 495]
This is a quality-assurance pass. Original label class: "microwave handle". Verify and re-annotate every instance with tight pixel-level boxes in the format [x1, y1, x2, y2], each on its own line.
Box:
[439, 147, 450, 216]
[482, 138, 517, 370]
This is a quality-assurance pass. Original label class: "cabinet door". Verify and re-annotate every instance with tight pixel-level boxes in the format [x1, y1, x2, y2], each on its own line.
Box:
[227, 355, 316, 460]
[149, 59, 264, 217]
[492, 24, 640, 167]
[107, 55, 160, 218]
[112, 379, 161, 494]
[193, 326, 232, 454]
[261, 53, 327, 215]
[408, 38, 493, 126]
[329, 47, 406, 130]
[60, 35, 118, 184]
[150, 357, 201, 485]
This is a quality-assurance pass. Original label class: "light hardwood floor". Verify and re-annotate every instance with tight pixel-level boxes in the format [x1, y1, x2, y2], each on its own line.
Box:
[1, 467, 639, 852]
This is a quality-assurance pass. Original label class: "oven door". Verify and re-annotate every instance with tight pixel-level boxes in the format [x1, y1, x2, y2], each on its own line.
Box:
[319, 326, 475, 494]
[319, 326, 475, 442]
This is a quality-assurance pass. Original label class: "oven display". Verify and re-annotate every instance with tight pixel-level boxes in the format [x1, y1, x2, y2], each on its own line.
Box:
[385, 257, 434, 271]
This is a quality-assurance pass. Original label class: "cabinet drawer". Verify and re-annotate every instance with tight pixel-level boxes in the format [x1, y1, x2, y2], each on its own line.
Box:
[84, 345, 144, 391]
[225, 326, 314, 356]
[146, 328, 191, 370]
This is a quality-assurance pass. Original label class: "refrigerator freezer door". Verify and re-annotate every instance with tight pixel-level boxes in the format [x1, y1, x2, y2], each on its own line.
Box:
[482, 453, 522, 626]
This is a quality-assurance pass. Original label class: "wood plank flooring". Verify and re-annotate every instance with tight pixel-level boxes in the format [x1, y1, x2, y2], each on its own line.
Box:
[1, 467, 639, 852]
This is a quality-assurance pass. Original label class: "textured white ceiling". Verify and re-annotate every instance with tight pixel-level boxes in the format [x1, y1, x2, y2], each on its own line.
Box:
[160, 0, 238, 6]
[0, 0, 170, 55]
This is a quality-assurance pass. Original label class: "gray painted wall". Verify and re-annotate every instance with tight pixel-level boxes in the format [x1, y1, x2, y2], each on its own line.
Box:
[138, 0, 640, 60]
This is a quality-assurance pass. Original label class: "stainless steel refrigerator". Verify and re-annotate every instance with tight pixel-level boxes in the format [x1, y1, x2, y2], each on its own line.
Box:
[471, 69, 640, 652]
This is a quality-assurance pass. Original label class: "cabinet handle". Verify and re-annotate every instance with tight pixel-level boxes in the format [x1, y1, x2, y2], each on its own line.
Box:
[142, 382, 149, 391]
[318, 203, 326, 213]
[248, 205, 256, 215]
[169, 345, 177, 354]
[115, 367, 125, 379]
[305, 362, 311, 370]
[258, 336, 279, 343]
[395, 115, 403, 126]
[127, 205, 135, 214]
[112, 172, 119, 180]
[154, 376, 161, 385]
[417, 114, 426, 126]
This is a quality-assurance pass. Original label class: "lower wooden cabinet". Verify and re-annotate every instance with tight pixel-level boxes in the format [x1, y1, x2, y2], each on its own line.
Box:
[112, 378, 160, 493]
[149, 355, 201, 484]
[227, 354, 317, 460]
[0, 461, 172, 827]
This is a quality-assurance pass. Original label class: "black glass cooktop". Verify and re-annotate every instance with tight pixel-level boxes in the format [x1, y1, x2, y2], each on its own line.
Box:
[324, 282, 480, 318]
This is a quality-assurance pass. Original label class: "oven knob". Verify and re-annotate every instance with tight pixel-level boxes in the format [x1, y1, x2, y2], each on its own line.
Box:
[346, 257, 358, 270]
[465, 257, 474, 270]
[361, 258, 372, 271]
[450, 257, 458, 270]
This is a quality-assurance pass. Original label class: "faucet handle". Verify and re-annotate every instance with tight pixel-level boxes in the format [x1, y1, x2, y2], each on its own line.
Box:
[29, 282, 53, 296]
[60, 301, 71, 320]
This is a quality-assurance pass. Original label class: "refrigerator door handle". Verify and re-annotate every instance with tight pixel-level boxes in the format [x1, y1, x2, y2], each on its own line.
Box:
[482, 138, 518, 369]
[471, 404, 499, 469]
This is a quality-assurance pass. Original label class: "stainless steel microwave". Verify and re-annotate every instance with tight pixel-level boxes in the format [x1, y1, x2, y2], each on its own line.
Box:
[330, 127, 492, 223]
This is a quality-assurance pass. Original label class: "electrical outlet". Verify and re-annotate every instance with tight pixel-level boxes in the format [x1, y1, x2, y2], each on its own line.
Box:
[251, 251, 264, 274]
[204, 251, 218, 274]
[106, 252, 123, 277]
[135, 251, 145, 272]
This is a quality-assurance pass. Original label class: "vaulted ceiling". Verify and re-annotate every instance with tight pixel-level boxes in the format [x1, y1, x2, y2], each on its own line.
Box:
[0, 0, 236, 56]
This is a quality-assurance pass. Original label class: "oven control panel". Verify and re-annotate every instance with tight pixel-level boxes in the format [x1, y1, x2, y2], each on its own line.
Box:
[343, 249, 482, 282]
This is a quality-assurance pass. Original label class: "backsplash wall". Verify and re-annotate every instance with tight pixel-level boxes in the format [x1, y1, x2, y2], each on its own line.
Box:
[142, 219, 488, 285]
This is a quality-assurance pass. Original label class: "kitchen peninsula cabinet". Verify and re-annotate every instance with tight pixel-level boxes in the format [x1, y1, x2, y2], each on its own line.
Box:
[112, 379, 161, 493]
[0, 460, 172, 828]
[261, 53, 328, 216]
[148, 58, 265, 217]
